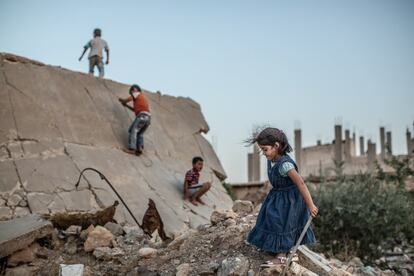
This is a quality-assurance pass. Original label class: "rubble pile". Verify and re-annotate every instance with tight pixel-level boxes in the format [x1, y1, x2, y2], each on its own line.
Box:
[1, 200, 403, 276]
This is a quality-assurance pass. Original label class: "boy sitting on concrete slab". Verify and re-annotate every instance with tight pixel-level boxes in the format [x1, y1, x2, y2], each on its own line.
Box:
[184, 156, 211, 206]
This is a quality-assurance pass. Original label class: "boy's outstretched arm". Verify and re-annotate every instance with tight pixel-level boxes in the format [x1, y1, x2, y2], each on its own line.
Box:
[79, 47, 87, 61]
[288, 169, 318, 217]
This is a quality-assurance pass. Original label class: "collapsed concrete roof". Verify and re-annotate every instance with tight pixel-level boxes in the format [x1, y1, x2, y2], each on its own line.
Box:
[0, 53, 232, 236]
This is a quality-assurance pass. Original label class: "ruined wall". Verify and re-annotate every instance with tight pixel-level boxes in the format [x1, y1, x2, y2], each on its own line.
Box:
[0, 53, 233, 236]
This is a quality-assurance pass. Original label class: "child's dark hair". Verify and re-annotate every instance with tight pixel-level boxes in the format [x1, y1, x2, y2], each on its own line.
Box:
[192, 156, 204, 165]
[245, 127, 292, 155]
[129, 84, 142, 93]
[93, 28, 102, 37]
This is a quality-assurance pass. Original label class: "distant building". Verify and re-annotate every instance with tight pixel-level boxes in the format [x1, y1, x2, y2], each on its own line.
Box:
[294, 122, 414, 178]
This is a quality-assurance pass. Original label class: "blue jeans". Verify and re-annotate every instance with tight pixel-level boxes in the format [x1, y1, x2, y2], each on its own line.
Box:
[89, 55, 104, 78]
[128, 112, 151, 150]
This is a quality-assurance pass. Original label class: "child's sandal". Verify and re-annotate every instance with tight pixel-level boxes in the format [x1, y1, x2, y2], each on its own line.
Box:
[260, 257, 287, 268]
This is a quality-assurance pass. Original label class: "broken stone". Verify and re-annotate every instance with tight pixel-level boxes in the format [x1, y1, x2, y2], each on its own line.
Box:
[5, 265, 40, 276]
[7, 242, 40, 266]
[84, 225, 113, 252]
[64, 225, 82, 235]
[13, 206, 30, 218]
[64, 236, 78, 255]
[217, 255, 249, 276]
[111, 247, 124, 258]
[18, 199, 28, 207]
[80, 224, 95, 240]
[210, 210, 237, 225]
[124, 225, 145, 244]
[104, 221, 123, 236]
[176, 263, 191, 276]
[0, 206, 12, 220]
[47, 201, 118, 229]
[167, 229, 197, 250]
[232, 200, 254, 215]
[0, 214, 53, 258]
[60, 264, 84, 276]
[6, 194, 22, 207]
[93, 246, 112, 260]
[138, 247, 157, 259]
[0, 198, 6, 206]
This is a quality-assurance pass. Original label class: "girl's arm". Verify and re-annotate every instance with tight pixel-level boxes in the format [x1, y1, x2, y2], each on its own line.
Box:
[288, 169, 318, 217]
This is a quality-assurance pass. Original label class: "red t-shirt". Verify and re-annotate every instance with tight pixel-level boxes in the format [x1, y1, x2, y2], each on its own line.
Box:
[127, 92, 150, 115]
[185, 169, 200, 187]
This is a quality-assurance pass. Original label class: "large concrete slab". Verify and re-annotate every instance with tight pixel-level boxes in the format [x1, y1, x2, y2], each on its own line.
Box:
[0, 52, 233, 233]
[0, 214, 53, 258]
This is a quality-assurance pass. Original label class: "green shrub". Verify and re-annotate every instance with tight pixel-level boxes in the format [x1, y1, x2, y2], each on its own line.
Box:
[310, 174, 414, 263]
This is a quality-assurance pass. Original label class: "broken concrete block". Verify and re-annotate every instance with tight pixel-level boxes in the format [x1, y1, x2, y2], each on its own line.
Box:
[297, 245, 334, 275]
[5, 265, 40, 276]
[13, 207, 30, 218]
[0, 206, 12, 220]
[138, 247, 157, 259]
[217, 255, 249, 276]
[7, 242, 40, 266]
[65, 225, 82, 235]
[210, 210, 237, 225]
[232, 200, 254, 215]
[93, 246, 112, 260]
[59, 264, 84, 276]
[104, 221, 123, 236]
[47, 201, 118, 229]
[176, 263, 191, 276]
[84, 225, 113, 252]
[0, 214, 53, 258]
[6, 194, 22, 207]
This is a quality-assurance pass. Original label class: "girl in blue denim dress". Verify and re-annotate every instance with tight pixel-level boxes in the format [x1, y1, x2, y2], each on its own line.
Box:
[246, 127, 318, 266]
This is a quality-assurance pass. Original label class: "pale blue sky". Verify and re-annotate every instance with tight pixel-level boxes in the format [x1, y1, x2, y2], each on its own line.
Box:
[1, 0, 413, 182]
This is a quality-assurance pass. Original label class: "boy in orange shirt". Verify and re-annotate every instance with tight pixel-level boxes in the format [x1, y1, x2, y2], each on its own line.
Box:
[119, 84, 151, 155]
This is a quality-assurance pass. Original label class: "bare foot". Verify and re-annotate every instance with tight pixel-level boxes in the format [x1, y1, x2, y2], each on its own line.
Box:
[196, 198, 206, 205]
[190, 199, 199, 206]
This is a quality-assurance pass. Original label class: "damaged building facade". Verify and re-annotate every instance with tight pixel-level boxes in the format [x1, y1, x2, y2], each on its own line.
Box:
[294, 123, 414, 178]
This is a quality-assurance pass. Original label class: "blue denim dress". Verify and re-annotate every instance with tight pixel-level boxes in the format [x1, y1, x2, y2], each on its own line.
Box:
[247, 154, 316, 253]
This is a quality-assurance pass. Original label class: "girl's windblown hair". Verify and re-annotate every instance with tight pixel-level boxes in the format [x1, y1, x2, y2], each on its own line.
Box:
[245, 127, 292, 155]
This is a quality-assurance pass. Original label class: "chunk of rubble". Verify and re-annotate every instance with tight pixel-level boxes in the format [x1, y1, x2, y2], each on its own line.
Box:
[59, 264, 84, 276]
[0, 214, 53, 258]
[210, 209, 237, 225]
[84, 225, 114, 252]
[7, 242, 41, 267]
[46, 201, 119, 229]
[104, 221, 124, 236]
[138, 247, 157, 259]
[232, 200, 254, 215]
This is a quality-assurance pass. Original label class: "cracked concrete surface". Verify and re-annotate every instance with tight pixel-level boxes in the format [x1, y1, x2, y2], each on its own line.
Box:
[0, 53, 232, 236]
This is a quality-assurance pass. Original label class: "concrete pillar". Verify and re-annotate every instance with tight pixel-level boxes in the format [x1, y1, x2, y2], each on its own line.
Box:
[367, 140, 377, 172]
[407, 129, 412, 155]
[380, 127, 386, 159]
[359, 136, 365, 156]
[352, 132, 356, 156]
[334, 125, 342, 162]
[294, 129, 302, 169]
[344, 129, 351, 160]
[252, 144, 260, 181]
[247, 153, 253, 182]
[386, 131, 392, 155]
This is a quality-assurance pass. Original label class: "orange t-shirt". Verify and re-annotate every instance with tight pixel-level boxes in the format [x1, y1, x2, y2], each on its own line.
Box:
[127, 92, 150, 115]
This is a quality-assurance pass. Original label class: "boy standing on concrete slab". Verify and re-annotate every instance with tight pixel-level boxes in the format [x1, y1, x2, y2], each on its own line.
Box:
[79, 28, 109, 78]
[119, 84, 151, 156]
[184, 157, 212, 206]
